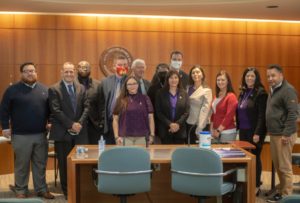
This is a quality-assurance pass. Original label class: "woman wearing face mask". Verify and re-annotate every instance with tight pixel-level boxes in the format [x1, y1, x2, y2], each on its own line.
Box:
[155, 70, 189, 144]
[148, 63, 169, 106]
[147, 63, 169, 143]
[186, 65, 212, 144]
[236, 67, 267, 195]
[211, 70, 238, 143]
[113, 76, 155, 146]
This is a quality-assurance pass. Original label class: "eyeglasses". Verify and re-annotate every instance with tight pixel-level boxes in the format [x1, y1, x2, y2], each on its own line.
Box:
[22, 69, 36, 74]
[126, 82, 138, 86]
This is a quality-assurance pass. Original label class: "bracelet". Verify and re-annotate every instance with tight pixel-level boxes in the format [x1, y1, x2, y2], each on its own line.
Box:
[115, 136, 119, 140]
[150, 134, 155, 137]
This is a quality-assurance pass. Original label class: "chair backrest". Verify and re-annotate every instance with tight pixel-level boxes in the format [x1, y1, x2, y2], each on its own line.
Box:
[0, 198, 44, 203]
[97, 146, 151, 195]
[280, 195, 300, 203]
[171, 147, 224, 196]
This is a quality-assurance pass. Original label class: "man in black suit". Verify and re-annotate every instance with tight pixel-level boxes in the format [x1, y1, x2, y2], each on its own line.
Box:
[77, 61, 101, 144]
[48, 62, 89, 198]
[131, 58, 150, 95]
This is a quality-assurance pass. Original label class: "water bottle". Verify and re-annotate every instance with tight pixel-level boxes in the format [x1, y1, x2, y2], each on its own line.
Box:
[199, 131, 211, 149]
[98, 135, 105, 154]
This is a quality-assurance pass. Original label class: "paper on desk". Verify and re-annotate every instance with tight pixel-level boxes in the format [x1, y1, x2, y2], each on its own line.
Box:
[0, 136, 11, 143]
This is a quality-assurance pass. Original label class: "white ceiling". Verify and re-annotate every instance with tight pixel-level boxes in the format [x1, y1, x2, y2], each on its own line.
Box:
[0, 0, 300, 21]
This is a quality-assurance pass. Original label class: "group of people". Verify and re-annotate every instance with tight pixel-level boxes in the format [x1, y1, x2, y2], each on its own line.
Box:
[0, 50, 298, 202]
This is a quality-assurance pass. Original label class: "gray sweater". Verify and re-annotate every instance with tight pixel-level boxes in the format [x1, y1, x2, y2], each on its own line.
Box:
[266, 80, 298, 136]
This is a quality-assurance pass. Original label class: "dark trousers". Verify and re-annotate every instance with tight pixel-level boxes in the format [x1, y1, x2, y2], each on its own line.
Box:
[104, 118, 116, 144]
[239, 129, 264, 187]
[186, 123, 210, 144]
[55, 139, 75, 196]
[161, 135, 185, 144]
[87, 120, 102, 144]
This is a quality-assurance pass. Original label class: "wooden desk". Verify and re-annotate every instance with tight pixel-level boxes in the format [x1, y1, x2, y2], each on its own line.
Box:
[67, 144, 256, 203]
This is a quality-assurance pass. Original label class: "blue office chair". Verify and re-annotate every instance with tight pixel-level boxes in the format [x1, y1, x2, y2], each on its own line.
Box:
[171, 147, 237, 203]
[94, 146, 152, 203]
[0, 198, 44, 203]
[280, 195, 300, 203]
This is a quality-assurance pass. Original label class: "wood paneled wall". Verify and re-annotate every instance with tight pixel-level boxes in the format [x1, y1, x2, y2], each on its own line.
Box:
[0, 14, 300, 99]
[0, 14, 300, 174]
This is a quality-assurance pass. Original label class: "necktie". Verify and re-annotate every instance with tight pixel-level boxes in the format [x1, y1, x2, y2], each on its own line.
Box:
[67, 84, 77, 113]
[140, 79, 147, 95]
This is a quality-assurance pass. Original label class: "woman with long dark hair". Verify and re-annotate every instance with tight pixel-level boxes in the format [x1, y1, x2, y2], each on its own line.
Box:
[186, 65, 212, 144]
[155, 70, 189, 144]
[236, 67, 267, 195]
[211, 70, 238, 143]
[113, 76, 155, 145]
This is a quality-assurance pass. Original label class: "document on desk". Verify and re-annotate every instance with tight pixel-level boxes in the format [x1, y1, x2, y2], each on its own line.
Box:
[0, 136, 11, 143]
[213, 148, 246, 158]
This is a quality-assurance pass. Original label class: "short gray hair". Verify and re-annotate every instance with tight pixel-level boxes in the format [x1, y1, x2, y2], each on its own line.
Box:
[131, 59, 146, 69]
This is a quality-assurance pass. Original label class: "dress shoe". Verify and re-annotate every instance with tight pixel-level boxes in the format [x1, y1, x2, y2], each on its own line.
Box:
[267, 193, 282, 202]
[37, 191, 55, 199]
[16, 194, 27, 198]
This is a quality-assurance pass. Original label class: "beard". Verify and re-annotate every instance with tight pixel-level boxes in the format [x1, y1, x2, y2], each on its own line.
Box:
[78, 71, 90, 78]
[22, 77, 37, 85]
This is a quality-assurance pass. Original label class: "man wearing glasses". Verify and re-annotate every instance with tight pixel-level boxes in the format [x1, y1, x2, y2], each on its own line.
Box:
[0, 62, 54, 199]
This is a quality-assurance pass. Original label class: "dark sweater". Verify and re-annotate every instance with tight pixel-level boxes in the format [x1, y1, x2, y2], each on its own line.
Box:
[0, 82, 49, 135]
[266, 80, 298, 136]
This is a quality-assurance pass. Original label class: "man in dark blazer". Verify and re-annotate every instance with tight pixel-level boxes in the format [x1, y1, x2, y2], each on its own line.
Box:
[77, 60, 101, 144]
[131, 58, 150, 95]
[96, 55, 129, 144]
[48, 62, 89, 198]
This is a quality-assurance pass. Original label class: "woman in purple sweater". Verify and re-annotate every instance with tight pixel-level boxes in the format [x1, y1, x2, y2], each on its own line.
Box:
[113, 76, 155, 146]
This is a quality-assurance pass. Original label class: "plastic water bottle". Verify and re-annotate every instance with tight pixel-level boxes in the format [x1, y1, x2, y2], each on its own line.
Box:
[199, 131, 211, 149]
[98, 135, 105, 154]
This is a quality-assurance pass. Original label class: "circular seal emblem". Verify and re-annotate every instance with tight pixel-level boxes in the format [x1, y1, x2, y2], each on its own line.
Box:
[99, 47, 133, 76]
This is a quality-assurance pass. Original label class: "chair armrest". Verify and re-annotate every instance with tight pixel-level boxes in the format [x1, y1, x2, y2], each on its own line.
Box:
[171, 168, 238, 177]
[223, 168, 238, 176]
[94, 169, 152, 175]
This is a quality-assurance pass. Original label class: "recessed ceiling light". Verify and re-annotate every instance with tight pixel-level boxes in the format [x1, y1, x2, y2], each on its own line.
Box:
[266, 5, 279, 8]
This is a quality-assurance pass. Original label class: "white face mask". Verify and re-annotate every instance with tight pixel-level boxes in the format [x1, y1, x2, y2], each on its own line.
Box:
[171, 60, 182, 70]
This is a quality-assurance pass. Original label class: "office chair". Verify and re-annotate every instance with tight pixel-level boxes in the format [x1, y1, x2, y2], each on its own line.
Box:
[0, 198, 44, 203]
[280, 195, 300, 203]
[171, 147, 237, 203]
[94, 146, 152, 203]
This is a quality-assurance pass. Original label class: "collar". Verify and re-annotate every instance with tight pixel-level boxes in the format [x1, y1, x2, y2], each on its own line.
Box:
[62, 80, 74, 87]
[23, 82, 36, 88]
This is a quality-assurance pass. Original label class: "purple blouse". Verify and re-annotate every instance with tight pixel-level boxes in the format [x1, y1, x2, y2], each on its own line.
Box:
[169, 92, 178, 121]
[237, 88, 253, 129]
[188, 86, 196, 96]
[117, 93, 154, 137]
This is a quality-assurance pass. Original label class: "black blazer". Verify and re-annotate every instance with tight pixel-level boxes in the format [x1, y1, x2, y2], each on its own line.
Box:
[155, 88, 189, 139]
[236, 86, 268, 140]
[48, 81, 89, 143]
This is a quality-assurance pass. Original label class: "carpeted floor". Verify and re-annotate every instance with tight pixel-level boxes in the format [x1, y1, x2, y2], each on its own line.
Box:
[0, 170, 300, 202]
